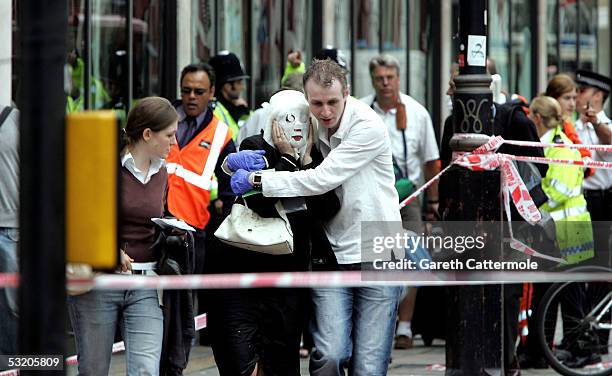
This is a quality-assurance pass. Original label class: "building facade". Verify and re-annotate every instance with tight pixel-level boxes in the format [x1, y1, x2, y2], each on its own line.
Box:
[5, 0, 612, 137]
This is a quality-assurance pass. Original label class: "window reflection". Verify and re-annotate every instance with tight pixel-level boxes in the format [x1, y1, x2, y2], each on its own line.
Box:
[134, 0, 163, 99]
[577, 0, 598, 71]
[284, 0, 313, 72]
[218, 0, 247, 64]
[510, 0, 532, 97]
[382, 0, 407, 95]
[409, 0, 431, 106]
[546, 0, 559, 78]
[489, 0, 510, 93]
[252, 0, 282, 105]
[559, 1, 578, 72]
[353, 0, 379, 98]
[90, 0, 128, 111]
[192, 0, 216, 63]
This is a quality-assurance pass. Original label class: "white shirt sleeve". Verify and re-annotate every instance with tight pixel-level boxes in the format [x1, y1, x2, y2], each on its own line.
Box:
[262, 120, 386, 197]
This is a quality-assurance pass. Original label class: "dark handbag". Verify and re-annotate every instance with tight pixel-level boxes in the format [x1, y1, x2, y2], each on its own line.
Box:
[151, 225, 194, 275]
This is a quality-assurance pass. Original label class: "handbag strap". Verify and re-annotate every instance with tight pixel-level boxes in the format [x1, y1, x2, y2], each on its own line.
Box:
[0, 106, 13, 130]
[274, 200, 290, 223]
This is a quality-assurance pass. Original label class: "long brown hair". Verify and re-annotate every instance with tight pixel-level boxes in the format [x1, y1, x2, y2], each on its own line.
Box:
[123, 97, 178, 146]
[545, 74, 576, 99]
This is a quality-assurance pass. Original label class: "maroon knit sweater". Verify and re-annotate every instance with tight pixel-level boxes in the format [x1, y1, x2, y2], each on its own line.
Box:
[120, 166, 167, 262]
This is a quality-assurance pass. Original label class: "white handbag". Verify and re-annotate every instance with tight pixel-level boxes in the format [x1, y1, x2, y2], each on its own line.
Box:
[214, 199, 294, 255]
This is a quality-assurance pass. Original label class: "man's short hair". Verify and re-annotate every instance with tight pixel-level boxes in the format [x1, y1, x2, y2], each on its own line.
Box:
[369, 54, 400, 76]
[303, 59, 348, 93]
[180, 63, 216, 88]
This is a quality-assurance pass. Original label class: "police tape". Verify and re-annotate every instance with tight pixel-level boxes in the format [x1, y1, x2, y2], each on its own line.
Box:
[401, 135, 612, 210]
[454, 133, 612, 152]
[0, 313, 207, 375]
[399, 135, 612, 263]
[1, 270, 611, 292]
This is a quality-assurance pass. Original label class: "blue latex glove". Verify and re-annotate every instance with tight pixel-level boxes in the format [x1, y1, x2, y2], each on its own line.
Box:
[226, 150, 266, 172]
[231, 169, 254, 195]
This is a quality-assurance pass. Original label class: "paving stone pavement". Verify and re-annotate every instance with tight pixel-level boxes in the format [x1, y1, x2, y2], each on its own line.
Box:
[65, 337, 563, 375]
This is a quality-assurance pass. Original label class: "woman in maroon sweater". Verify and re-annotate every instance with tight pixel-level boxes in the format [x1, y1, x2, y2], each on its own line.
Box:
[68, 97, 178, 376]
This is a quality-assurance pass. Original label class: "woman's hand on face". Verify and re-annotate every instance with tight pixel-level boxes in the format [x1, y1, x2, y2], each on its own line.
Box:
[272, 120, 294, 155]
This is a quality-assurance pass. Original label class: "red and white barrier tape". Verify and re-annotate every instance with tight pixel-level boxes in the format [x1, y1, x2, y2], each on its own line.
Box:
[0, 313, 207, 375]
[454, 133, 612, 152]
[2, 270, 610, 291]
[400, 135, 612, 264]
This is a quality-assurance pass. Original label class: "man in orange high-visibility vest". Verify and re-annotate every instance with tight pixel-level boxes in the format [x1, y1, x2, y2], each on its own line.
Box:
[167, 63, 236, 277]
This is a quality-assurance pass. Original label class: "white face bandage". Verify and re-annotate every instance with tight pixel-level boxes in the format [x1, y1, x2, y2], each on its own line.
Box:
[263, 90, 314, 157]
[275, 105, 310, 150]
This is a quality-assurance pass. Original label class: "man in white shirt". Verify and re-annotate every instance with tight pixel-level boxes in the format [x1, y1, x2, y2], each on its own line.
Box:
[361, 54, 440, 350]
[230, 59, 402, 375]
[574, 69, 612, 254]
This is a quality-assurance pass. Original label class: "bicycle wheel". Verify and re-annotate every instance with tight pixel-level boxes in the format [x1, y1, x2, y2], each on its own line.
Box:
[536, 281, 612, 376]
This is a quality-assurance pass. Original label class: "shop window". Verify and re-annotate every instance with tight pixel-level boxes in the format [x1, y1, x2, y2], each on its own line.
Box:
[409, 0, 431, 107]
[133, 0, 163, 99]
[546, 0, 559, 79]
[192, 0, 216, 63]
[488, 0, 510, 94]
[381, 0, 407, 96]
[89, 0, 129, 112]
[510, 0, 532, 97]
[284, 0, 313, 81]
[252, 0, 283, 105]
[577, 0, 598, 71]
[559, 0, 578, 73]
[353, 0, 379, 98]
[325, 0, 352, 89]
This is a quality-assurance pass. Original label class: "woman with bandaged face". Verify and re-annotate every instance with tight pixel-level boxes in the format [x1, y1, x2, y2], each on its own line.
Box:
[208, 89, 340, 376]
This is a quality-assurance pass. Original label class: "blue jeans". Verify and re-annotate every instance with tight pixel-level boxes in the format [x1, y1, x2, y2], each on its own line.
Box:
[0, 228, 19, 355]
[309, 285, 401, 376]
[68, 289, 163, 376]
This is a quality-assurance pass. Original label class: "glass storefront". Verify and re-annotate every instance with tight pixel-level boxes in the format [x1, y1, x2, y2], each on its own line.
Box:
[252, 0, 283, 105]
[489, 0, 510, 92]
[9, 1, 612, 121]
[510, 0, 532, 96]
[352, 0, 379, 98]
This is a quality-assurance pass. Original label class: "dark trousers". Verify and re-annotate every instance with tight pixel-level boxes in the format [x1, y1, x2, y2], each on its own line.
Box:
[585, 188, 612, 261]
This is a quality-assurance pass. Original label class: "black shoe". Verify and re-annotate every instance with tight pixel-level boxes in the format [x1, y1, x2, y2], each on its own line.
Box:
[563, 353, 602, 368]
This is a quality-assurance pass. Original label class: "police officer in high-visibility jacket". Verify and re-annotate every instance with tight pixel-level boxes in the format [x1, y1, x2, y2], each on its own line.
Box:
[209, 51, 252, 141]
[168, 63, 236, 274]
[528, 96, 594, 264]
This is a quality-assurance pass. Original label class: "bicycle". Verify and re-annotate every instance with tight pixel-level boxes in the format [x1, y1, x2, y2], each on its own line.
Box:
[536, 267, 612, 376]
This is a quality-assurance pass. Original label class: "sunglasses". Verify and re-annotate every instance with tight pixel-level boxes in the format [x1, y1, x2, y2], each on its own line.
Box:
[181, 87, 207, 96]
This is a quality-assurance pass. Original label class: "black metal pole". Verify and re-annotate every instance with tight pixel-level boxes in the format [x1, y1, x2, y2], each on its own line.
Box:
[444, 0, 503, 374]
[18, 0, 67, 373]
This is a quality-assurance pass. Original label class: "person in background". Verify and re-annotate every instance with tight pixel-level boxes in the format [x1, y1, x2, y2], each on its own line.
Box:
[170, 63, 236, 350]
[209, 51, 252, 140]
[0, 105, 19, 355]
[281, 49, 306, 85]
[574, 70, 612, 255]
[68, 97, 178, 375]
[230, 58, 402, 376]
[529, 95, 593, 263]
[169, 63, 236, 273]
[361, 54, 440, 350]
[544, 73, 594, 178]
[528, 95, 599, 368]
